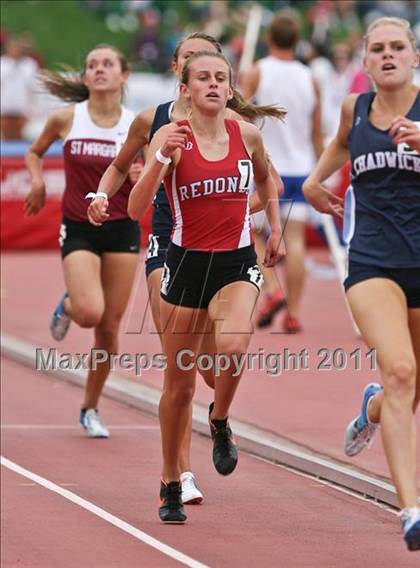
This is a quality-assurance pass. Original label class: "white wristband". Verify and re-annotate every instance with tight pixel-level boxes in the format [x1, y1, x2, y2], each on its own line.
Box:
[85, 191, 109, 201]
[155, 148, 171, 165]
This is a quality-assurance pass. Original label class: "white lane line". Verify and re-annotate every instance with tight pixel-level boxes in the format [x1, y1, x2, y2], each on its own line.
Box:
[1, 425, 160, 430]
[1, 456, 209, 568]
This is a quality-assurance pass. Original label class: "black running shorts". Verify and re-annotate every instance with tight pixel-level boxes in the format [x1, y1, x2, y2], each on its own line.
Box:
[145, 202, 172, 277]
[344, 260, 420, 308]
[160, 242, 263, 309]
[60, 217, 140, 259]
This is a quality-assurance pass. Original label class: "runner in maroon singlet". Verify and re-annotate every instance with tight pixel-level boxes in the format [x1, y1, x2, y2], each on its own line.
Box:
[25, 45, 140, 439]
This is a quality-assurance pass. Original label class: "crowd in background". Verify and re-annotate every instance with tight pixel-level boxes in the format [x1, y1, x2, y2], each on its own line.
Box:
[1, 0, 420, 140]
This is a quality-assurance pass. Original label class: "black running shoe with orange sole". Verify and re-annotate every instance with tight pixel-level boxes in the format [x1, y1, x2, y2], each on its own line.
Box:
[159, 480, 187, 524]
[209, 403, 238, 476]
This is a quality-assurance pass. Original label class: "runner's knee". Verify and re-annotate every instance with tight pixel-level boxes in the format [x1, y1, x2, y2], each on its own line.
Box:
[383, 358, 416, 402]
[73, 303, 103, 328]
[95, 325, 119, 351]
[217, 335, 249, 359]
[166, 381, 195, 408]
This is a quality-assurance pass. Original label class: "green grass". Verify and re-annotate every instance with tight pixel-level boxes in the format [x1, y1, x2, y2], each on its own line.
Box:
[1, 0, 132, 69]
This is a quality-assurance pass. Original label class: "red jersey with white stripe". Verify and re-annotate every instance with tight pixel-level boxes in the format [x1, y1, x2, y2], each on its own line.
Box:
[62, 101, 134, 221]
[163, 119, 253, 251]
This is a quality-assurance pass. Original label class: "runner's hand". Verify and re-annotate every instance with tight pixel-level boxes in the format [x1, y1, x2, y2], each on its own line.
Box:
[264, 232, 286, 267]
[160, 125, 191, 158]
[303, 179, 344, 218]
[87, 196, 109, 226]
[389, 116, 420, 153]
[24, 179, 46, 216]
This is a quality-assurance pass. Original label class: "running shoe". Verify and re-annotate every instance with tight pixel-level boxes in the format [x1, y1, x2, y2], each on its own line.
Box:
[400, 507, 420, 551]
[80, 408, 109, 438]
[180, 471, 203, 505]
[257, 289, 287, 328]
[50, 292, 71, 341]
[282, 314, 302, 334]
[209, 402, 238, 476]
[159, 480, 187, 524]
[344, 383, 382, 457]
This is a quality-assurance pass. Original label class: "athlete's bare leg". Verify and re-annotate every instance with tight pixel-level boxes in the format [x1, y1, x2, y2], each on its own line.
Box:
[148, 267, 215, 474]
[146, 268, 164, 336]
[208, 281, 259, 420]
[283, 219, 306, 320]
[63, 251, 104, 328]
[159, 301, 206, 481]
[81, 253, 138, 409]
[62, 251, 138, 410]
[347, 279, 418, 508]
[177, 328, 217, 473]
[409, 309, 420, 412]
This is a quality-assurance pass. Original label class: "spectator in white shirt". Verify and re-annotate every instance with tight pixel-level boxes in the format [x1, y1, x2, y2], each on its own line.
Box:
[1, 37, 39, 140]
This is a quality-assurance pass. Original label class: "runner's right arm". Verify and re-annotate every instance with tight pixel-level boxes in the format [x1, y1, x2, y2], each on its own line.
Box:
[127, 124, 189, 221]
[303, 94, 357, 216]
[24, 107, 72, 216]
[87, 108, 154, 225]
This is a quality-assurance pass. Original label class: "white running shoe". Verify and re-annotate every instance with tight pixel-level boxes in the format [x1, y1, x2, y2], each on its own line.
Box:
[180, 471, 203, 504]
[80, 409, 109, 438]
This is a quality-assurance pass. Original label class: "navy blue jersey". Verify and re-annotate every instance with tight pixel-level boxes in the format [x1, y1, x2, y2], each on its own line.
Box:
[345, 91, 420, 268]
[149, 101, 173, 207]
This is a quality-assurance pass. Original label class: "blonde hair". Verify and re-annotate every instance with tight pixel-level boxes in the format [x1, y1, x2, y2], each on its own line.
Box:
[364, 17, 417, 54]
[182, 51, 287, 121]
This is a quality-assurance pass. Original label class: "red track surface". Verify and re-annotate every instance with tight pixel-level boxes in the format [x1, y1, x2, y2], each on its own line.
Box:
[2, 251, 419, 482]
[2, 357, 417, 567]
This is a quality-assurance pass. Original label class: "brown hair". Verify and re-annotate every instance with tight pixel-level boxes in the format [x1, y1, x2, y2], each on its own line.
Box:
[39, 44, 129, 103]
[269, 11, 300, 50]
[173, 32, 222, 62]
[363, 17, 417, 54]
[182, 51, 287, 121]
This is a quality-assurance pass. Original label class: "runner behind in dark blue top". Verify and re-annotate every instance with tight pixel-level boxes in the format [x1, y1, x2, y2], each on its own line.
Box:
[146, 101, 173, 276]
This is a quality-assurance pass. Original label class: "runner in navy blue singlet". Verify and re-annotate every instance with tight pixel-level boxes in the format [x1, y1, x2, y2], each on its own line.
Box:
[303, 17, 420, 551]
[144, 101, 173, 278]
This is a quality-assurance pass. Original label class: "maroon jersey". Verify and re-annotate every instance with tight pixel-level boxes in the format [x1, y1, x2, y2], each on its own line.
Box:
[62, 101, 134, 221]
[163, 119, 253, 251]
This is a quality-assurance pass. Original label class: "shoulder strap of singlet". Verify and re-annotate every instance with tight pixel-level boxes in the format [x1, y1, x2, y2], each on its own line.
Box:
[64, 101, 87, 143]
[351, 92, 375, 128]
[149, 101, 173, 143]
[224, 118, 240, 134]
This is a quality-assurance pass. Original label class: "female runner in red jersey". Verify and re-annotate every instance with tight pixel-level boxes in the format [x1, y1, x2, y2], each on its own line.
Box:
[25, 45, 139, 439]
[128, 51, 286, 523]
[88, 32, 284, 505]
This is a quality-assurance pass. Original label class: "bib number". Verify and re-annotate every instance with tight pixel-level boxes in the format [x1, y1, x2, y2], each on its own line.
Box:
[238, 160, 253, 191]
